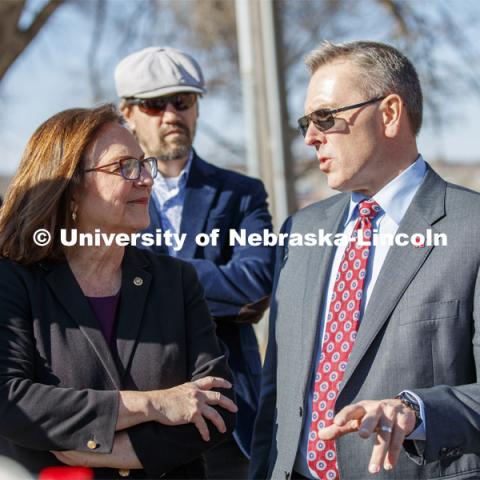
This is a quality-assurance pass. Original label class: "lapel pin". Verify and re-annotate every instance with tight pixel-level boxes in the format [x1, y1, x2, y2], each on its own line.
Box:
[133, 276, 143, 286]
[412, 235, 425, 248]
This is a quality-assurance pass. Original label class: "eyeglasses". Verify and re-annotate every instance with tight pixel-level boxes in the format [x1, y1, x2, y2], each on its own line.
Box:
[83, 156, 158, 180]
[297, 96, 386, 137]
[126, 93, 198, 116]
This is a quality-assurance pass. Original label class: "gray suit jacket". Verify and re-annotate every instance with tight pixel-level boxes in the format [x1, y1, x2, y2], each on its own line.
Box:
[251, 166, 480, 480]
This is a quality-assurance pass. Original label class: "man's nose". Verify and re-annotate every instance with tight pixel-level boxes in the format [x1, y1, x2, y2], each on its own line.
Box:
[164, 102, 181, 115]
[304, 122, 327, 147]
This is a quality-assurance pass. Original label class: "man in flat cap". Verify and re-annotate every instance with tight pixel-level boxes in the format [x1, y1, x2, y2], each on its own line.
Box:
[115, 46, 274, 478]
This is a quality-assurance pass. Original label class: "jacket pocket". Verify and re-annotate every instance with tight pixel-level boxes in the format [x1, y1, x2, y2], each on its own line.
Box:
[397, 300, 459, 326]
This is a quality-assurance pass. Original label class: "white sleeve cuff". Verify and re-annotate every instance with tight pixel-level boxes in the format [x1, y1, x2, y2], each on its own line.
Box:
[400, 390, 426, 441]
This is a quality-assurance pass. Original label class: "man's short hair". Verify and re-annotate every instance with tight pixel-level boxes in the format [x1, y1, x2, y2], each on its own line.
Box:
[305, 41, 423, 136]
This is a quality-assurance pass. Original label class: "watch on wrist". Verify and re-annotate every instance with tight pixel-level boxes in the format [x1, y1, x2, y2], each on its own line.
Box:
[395, 392, 422, 431]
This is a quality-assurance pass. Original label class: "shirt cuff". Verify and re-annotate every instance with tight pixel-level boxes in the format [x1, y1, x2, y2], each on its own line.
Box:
[400, 390, 426, 441]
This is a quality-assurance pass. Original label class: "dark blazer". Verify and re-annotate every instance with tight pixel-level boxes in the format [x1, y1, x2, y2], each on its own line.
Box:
[251, 167, 480, 479]
[145, 152, 274, 456]
[0, 247, 235, 479]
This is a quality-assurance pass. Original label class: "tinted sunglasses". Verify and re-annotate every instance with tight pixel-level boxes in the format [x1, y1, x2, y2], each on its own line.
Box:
[297, 96, 386, 137]
[84, 157, 158, 181]
[126, 93, 198, 116]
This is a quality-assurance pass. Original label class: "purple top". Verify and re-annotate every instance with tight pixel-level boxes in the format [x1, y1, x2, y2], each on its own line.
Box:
[86, 293, 120, 347]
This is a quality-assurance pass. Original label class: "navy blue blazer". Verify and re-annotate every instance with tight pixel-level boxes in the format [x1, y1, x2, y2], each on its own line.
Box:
[144, 151, 275, 456]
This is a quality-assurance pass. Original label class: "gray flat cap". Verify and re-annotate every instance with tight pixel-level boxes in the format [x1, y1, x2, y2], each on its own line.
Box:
[115, 46, 206, 99]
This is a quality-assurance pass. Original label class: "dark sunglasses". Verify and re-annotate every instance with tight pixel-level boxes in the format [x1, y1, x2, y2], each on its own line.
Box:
[126, 93, 198, 115]
[84, 156, 158, 181]
[297, 96, 386, 137]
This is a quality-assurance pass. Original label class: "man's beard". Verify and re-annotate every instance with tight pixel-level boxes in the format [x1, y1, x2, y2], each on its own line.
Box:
[156, 121, 195, 162]
[157, 143, 190, 162]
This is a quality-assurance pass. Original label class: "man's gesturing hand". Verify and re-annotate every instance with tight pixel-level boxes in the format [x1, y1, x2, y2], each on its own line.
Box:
[149, 376, 238, 442]
[317, 399, 417, 474]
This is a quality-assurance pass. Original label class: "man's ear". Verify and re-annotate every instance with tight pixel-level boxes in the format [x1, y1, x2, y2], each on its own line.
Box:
[381, 94, 403, 138]
[120, 104, 136, 132]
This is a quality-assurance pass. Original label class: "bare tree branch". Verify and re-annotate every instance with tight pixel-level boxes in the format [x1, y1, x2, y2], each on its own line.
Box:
[0, 0, 64, 81]
[87, 0, 106, 101]
[436, 2, 480, 94]
[200, 121, 244, 158]
[378, 0, 409, 36]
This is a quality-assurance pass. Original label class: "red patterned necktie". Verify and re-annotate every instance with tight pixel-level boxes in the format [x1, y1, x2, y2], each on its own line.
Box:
[307, 199, 382, 480]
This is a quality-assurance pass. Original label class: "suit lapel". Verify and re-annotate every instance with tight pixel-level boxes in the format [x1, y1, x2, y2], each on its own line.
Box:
[146, 193, 168, 255]
[340, 168, 447, 391]
[115, 247, 152, 384]
[178, 153, 218, 259]
[300, 195, 350, 395]
[45, 262, 122, 388]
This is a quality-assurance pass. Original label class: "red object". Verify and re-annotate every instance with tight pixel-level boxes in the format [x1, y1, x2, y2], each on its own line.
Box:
[39, 466, 94, 480]
[307, 199, 382, 480]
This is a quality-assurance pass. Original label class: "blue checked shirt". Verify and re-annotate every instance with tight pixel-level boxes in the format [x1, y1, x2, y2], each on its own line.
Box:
[151, 151, 193, 256]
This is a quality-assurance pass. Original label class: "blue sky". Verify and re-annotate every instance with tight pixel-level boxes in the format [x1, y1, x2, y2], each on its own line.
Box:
[1, 0, 479, 176]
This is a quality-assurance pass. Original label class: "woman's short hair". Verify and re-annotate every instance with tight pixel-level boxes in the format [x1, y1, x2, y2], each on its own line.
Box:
[0, 103, 124, 265]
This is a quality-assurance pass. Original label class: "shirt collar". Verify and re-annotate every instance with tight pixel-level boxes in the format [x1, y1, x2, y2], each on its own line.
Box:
[345, 154, 427, 226]
[178, 149, 193, 187]
[155, 149, 193, 189]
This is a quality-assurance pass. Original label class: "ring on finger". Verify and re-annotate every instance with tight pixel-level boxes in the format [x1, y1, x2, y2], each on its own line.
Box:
[377, 425, 393, 433]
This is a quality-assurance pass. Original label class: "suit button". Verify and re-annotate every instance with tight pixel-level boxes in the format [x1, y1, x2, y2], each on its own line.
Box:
[87, 440, 98, 450]
[119, 469, 130, 477]
[133, 277, 143, 286]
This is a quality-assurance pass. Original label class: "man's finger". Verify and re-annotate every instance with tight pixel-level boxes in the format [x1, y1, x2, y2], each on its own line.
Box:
[368, 421, 394, 473]
[385, 410, 412, 469]
[317, 419, 360, 440]
[356, 404, 384, 439]
[384, 423, 405, 470]
[364, 404, 396, 473]
[334, 403, 367, 426]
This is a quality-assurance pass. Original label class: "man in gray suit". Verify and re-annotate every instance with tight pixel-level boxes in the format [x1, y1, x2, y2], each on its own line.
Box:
[250, 40, 480, 479]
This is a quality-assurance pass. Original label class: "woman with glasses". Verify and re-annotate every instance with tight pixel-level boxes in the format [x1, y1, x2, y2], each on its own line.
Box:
[0, 104, 236, 479]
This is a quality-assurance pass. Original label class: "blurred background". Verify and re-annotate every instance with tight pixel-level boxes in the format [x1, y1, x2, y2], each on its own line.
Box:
[2, 0, 480, 349]
[2, 0, 480, 214]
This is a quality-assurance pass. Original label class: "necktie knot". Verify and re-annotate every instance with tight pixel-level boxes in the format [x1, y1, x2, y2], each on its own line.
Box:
[358, 199, 382, 220]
